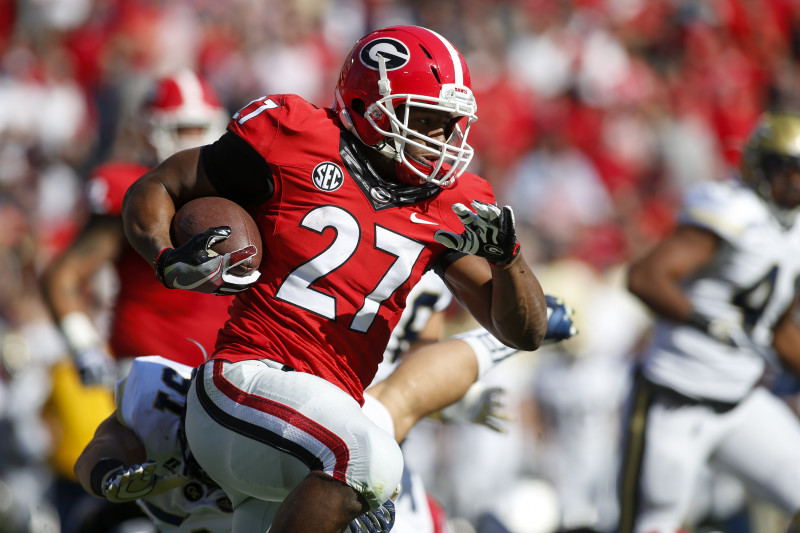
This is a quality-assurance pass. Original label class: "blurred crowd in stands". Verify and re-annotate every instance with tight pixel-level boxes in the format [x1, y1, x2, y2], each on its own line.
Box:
[1, 0, 799, 532]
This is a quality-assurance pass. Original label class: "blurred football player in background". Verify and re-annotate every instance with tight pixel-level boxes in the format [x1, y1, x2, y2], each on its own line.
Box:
[40, 68, 231, 533]
[43, 68, 231, 385]
[121, 24, 549, 533]
[621, 110, 800, 533]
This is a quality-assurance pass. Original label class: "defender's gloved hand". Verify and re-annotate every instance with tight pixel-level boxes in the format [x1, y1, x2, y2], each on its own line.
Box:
[437, 381, 512, 434]
[688, 311, 783, 369]
[687, 312, 746, 347]
[155, 227, 260, 295]
[544, 295, 578, 344]
[348, 498, 396, 533]
[102, 461, 186, 503]
[434, 201, 520, 265]
[73, 347, 118, 389]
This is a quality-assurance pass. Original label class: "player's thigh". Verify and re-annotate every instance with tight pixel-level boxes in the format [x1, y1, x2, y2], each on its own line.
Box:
[185, 371, 305, 506]
[714, 387, 800, 512]
[186, 359, 403, 507]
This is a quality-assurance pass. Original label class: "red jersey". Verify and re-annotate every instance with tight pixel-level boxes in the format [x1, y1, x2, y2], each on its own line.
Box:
[86, 161, 234, 366]
[213, 94, 495, 403]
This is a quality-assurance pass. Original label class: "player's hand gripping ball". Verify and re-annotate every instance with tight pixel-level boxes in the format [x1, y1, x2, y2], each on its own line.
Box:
[156, 197, 262, 295]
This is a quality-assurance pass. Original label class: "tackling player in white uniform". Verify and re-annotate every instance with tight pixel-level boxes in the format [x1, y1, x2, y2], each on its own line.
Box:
[622, 110, 800, 533]
[74, 356, 233, 533]
[75, 356, 395, 533]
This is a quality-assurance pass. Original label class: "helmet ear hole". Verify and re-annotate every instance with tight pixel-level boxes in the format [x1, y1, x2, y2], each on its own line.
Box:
[352, 98, 366, 116]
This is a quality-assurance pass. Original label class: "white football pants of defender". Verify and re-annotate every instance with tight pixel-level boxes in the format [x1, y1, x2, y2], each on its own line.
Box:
[185, 359, 404, 532]
[621, 385, 800, 533]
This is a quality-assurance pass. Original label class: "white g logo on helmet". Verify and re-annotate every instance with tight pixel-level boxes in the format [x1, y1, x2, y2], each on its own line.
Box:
[360, 38, 410, 71]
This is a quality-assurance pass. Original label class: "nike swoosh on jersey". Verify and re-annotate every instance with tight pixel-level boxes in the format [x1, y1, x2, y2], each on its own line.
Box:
[410, 213, 438, 225]
[171, 262, 223, 290]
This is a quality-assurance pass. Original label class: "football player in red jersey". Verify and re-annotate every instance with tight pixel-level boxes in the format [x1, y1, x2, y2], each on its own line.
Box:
[121, 25, 549, 533]
[40, 69, 231, 532]
[43, 68, 232, 385]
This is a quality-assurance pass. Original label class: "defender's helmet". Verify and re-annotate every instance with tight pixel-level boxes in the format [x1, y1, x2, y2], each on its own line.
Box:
[741, 110, 800, 226]
[333, 25, 478, 187]
[141, 70, 229, 163]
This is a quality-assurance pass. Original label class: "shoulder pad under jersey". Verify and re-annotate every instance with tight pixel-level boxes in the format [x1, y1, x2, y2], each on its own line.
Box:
[679, 179, 769, 242]
[116, 356, 194, 454]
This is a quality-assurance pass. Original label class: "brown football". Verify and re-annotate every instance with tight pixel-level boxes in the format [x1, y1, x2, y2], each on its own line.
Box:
[170, 197, 262, 275]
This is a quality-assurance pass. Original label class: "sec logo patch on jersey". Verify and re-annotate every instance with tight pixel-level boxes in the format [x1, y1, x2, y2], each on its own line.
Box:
[312, 162, 344, 192]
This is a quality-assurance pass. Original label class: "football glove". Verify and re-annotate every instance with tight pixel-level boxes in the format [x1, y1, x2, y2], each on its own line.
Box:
[687, 312, 747, 347]
[348, 498, 396, 533]
[543, 295, 578, 344]
[437, 381, 512, 434]
[155, 226, 260, 295]
[687, 311, 781, 368]
[73, 347, 118, 389]
[434, 201, 520, 265]
[102, 461, 187, 503]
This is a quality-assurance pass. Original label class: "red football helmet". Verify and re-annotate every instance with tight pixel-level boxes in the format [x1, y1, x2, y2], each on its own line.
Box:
[141, 69, 229, 163]
[333, 25, 478, 187]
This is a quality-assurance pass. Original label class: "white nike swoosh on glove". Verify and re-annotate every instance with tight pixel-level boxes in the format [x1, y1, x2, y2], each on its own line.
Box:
[171, 261, 223, 290]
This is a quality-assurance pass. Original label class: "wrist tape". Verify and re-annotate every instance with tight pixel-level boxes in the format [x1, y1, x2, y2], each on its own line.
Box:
[60, 312, 102, 354]
[449, 327, 517, 377]
[90, 458, 125, 497]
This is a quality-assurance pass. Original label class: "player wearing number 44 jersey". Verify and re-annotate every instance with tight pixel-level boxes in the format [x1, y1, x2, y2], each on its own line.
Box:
[122, 25, 548, 533]
[621, 110, 800, 533]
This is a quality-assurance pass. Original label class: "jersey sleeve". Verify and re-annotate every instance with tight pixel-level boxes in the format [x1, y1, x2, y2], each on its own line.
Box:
[201, 132, 275, 206]
[115, 356, 194, 456]
[86, 162, 151, 216]
[678, 180, 764, 243]
[227, 94, 288, 160]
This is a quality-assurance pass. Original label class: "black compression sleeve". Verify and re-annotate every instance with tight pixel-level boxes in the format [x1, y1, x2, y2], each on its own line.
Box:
[200, 131, 275, 206]
[431, 249, 467, 278]
[90, 458, 125, 497]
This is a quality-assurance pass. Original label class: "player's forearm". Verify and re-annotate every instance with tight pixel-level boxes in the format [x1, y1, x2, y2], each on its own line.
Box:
[772, 318, 800, 376]
[367, 339, 479, 442]
[75, 416, 147, 497]
[122, 149, 215, 266]
[627, 263, 693, 323]
[122, 175, 179, 267]
[42, 263, 89, 322]
[42, 219, 124, 326]
[487, 254, 547, 351]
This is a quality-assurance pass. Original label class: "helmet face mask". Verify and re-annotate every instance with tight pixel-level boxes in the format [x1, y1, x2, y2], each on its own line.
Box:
[334, 26, 478, 187]
[741, 111, 800, 226]
[141, 70, 229, 163]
